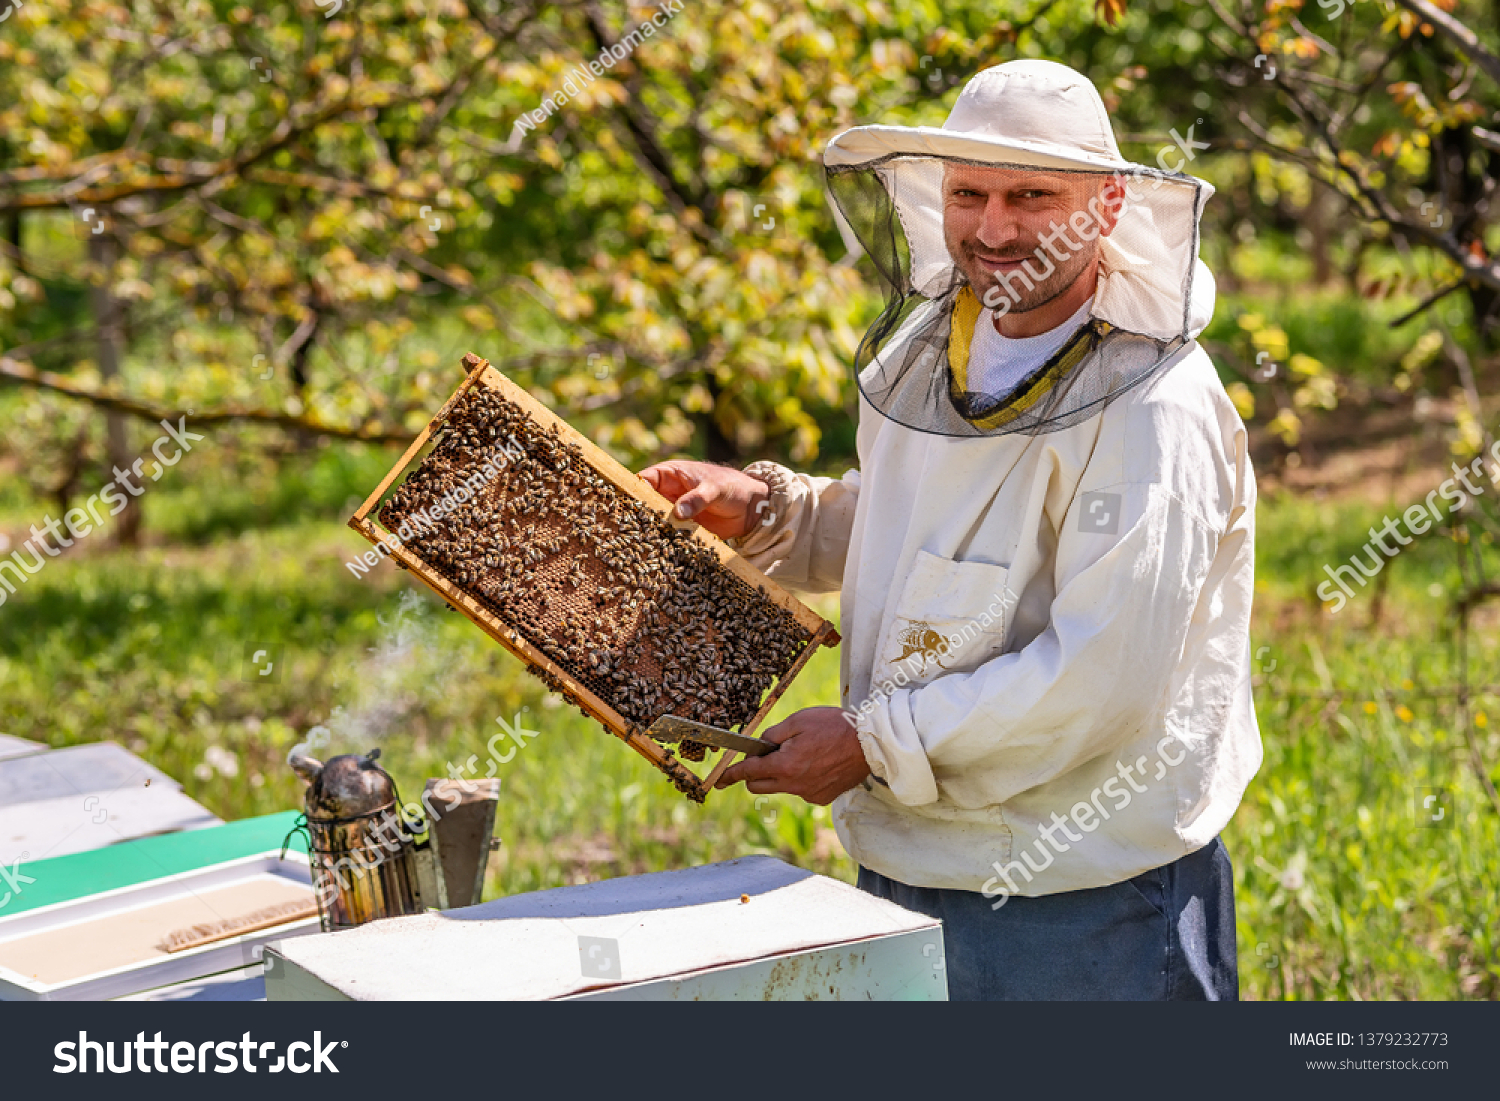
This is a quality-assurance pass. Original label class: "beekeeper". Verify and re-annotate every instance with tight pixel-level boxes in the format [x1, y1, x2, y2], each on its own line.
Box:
[641, 60, 1261, 1001]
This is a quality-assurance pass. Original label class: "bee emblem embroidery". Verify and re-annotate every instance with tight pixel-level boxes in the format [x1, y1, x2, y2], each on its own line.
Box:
[893, 622, 951, 672]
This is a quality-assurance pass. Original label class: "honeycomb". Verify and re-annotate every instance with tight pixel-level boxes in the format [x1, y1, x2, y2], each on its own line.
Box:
[375, 380, 815, 778]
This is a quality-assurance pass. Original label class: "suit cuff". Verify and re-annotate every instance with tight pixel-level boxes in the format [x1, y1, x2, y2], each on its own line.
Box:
[856, 691, 940, 806]
[727, 460, 796, 557]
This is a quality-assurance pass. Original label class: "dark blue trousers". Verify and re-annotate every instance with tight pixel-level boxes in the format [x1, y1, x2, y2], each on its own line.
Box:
[858, 836, 1239, 1000]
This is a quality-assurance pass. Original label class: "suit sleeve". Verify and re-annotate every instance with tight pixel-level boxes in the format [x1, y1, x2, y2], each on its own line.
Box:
[730, 460, 860, 595]
[858, 478, 1234, 808]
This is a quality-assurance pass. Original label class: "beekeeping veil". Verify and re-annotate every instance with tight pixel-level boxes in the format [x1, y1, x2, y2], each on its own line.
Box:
[825, 60, 1216, 437]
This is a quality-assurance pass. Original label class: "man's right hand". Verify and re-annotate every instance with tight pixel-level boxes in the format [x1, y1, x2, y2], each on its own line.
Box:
[638, 461, 770, 542]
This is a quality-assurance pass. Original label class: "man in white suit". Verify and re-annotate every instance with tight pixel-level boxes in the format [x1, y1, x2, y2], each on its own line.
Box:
[642, 60, 1260, 1000]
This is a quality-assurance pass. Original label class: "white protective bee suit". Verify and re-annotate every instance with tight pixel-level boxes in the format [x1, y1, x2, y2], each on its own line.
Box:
[732, 60, 1262, 900]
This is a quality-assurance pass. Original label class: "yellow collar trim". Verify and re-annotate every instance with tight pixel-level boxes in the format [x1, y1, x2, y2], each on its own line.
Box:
[946, 285, 1109, 430]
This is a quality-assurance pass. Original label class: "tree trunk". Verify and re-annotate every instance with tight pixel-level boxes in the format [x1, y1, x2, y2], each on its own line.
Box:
[701, 375, 737, 465]
[88, 232, 142, 546]
[1433, 127, 1497, 349]
[5, 212, 21, 274]
[1469, 144, 1500, 347]
[1306, 187, 1335, 287]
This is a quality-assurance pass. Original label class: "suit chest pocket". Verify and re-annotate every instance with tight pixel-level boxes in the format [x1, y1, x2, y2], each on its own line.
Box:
[873, 549, 1014, 690]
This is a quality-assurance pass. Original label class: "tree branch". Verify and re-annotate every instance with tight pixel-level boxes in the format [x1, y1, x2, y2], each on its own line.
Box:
[0, 84, 419, 216]
[1276, 75, 1500, 295]
[579, 3, 720, 240]
[1390, 0, 1500, 86]
[1389, 278, 1467, 327]
[0, 357, 417, 444]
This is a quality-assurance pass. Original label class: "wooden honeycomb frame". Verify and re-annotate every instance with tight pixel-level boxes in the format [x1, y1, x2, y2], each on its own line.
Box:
[349, 353, 840, 802]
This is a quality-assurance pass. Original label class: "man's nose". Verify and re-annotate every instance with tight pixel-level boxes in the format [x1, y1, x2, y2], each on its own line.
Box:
[975, 194, 1022, 251]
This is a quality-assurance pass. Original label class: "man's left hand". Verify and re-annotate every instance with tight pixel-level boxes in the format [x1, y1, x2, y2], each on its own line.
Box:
[715, 706, 871, 806]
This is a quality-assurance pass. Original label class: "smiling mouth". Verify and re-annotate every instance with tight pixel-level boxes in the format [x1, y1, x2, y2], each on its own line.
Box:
[973, 252, 1032, 273]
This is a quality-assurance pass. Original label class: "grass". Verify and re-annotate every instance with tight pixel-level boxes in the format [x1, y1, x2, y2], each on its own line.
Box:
[1, 446, 1498, 999]
[0, 508, 857, 896]
[1233, 482, 1500, 998]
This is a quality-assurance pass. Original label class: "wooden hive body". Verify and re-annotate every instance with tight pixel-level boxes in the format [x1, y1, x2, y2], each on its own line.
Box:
[350, 354, 839, 801]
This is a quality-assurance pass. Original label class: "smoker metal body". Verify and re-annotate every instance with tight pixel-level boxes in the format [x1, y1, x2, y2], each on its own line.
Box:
[288, 751, 502, 933]
[306, 808, 425, 933]
[290, 750, 427, 933]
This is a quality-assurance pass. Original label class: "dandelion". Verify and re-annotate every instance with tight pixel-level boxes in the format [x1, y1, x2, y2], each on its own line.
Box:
[1363, 701, 1378, 715]
[1396, 705, 1414, 723]
[1280, 852, 1307, 892]
[202, 745, 240, 778]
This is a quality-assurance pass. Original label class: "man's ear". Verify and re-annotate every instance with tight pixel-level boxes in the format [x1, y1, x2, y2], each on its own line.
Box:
[1095, 175, 1127, 238]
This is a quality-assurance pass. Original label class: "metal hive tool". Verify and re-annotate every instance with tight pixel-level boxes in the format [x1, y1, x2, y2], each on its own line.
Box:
[348, 354, 840, 802]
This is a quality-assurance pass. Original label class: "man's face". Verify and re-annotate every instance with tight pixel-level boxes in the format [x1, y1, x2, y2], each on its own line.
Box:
[942, 164, 1122, 314]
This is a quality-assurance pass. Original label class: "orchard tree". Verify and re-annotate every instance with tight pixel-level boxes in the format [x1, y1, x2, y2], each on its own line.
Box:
[5, 0, 1500, 528]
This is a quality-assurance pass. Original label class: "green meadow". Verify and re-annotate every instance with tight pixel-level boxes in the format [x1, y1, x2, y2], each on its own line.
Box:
[1, 431, 1496, 1000]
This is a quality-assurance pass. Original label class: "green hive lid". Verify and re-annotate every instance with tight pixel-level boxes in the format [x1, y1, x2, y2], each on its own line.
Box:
[1, 810, 308, 917]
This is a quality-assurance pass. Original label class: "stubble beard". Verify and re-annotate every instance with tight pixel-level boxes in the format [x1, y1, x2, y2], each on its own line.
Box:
[957, 238, 1096, 315]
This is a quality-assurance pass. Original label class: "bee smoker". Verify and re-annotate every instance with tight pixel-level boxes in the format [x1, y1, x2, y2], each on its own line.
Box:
[285, 746, 502, 932]
[287, 748, 427, 932]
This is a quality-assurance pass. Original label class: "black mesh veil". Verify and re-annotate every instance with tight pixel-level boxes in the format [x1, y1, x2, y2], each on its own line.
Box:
[826, 152, 1215, 438]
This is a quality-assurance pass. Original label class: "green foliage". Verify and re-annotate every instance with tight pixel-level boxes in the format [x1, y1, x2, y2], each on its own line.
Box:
[1240, 624, 1500, 1000]
[1206, 290, 1443, 381]
[2, 488, 1497, 996]
[4, 0, 1500, 1003]
[4, 0, 1499, 488]
[0, 518, 856, 889]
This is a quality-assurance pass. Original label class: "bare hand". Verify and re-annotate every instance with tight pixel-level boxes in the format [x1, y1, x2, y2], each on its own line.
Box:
[638, 460, 770, 541]
[716, 707, 870, 806]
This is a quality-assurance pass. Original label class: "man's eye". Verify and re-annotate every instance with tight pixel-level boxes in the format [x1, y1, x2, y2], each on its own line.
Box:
[1018, 190, 1052, 199]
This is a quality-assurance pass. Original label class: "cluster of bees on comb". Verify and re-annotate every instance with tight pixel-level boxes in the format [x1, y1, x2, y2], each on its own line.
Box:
[377, 382, 812, 799]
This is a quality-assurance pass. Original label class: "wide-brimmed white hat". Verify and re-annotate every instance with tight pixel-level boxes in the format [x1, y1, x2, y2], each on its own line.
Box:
[825, 59, 1214, 342]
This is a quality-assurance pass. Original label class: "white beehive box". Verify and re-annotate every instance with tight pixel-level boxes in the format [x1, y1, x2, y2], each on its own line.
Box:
[0, 852, 319, 1001]
[0, 741, 220, 865]
[263, 855, 947, 1001]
